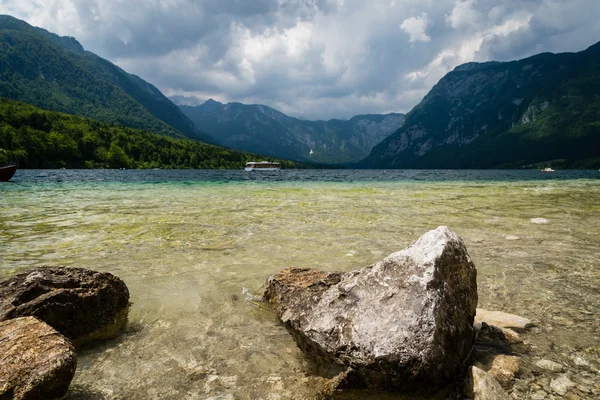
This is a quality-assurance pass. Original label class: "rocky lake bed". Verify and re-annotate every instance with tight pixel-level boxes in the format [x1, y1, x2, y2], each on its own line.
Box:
[1, 170, 599, 399]
[1, 227, 597, 399]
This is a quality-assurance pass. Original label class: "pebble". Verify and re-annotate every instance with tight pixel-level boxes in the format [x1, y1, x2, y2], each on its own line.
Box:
[535, 359, 564, 372]
[530, 218, 549, 224]
[550, 374, 575, 396]
[577, 384, 591, 393]
[572, 356, 590, 368]
[531, 391, 547, 400]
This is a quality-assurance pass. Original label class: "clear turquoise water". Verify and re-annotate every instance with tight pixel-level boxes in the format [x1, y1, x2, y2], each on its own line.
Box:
[1, 170, 599, 399]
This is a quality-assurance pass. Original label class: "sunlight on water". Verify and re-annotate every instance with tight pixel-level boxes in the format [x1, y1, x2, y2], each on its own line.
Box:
[1, 171, 599, 399]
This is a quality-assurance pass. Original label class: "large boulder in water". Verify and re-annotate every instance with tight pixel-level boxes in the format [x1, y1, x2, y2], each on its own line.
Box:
[0, 266, 130, 345]
[0, 316, 77, 400]
[264, 226, 478, 390]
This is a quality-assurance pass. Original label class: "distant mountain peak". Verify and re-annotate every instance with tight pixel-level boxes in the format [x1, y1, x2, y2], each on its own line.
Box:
[180, 100, 405, 164]
[204, 98, 223, 105]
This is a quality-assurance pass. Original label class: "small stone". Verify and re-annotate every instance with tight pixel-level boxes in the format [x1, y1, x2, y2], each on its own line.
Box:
[576, 384, 591, 393]
[512, 378, 532, 392]
[505, 235, 519, 240]
[0, 317, 77, 400]
[572, 356, 590, 368]
[550, 374, 575, 396]
[531, 391, 547, 400]
[475, 309, 533, 331]
[474, 354, 520, 388]
[465, 366, 509, 400]
[476, 323, 523, 346]
[535, 359, 565, 372]
[530, 218, 549, 224]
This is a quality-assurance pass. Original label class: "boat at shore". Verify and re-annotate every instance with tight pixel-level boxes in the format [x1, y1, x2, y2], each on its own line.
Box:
[541, 167, 555, 172]
[0, 164, 17, 182]
[244, 161, 281, 171]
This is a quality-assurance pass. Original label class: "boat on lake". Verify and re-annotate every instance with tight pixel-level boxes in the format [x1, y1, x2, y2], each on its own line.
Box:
[541, 167, 555, 172]
[0, 164, 17, 182]
[245, 161, 281, 171]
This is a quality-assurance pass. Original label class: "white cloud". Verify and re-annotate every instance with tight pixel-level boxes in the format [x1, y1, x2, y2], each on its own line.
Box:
[0, 0, 599, 119]
[400, 13, 431, 43]
[446, 0, 482, 30]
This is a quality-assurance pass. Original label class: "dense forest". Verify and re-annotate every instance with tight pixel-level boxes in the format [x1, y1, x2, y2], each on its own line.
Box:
[0, 98, 296, 169]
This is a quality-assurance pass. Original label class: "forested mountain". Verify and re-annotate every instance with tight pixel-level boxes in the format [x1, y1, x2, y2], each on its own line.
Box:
[361, 41, 600, 169]
[0, 98, 295, 169]
[0, 15, 214, 143]
[179, 99, 404, 164]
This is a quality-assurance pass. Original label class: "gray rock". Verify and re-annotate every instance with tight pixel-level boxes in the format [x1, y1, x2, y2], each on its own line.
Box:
[0, 266, 130, 345]
[550, 374, 575, 396]
[465, 366, 509, 400]
[535, 359, 564, 373]
[0, 317, 77, 400]
[264, 226, 478, 390]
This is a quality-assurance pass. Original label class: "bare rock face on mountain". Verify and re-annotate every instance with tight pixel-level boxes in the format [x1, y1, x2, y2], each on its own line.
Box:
[264, 226, 478, 391]
[0, 317, 77, 400]
[0, 266, 130, 345]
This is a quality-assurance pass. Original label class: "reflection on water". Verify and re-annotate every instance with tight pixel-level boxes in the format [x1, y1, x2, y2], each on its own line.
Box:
[1, 170, 599, 399]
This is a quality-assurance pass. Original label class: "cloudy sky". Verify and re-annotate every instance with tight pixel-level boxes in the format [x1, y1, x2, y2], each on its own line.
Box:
[2, 0, 599, 119]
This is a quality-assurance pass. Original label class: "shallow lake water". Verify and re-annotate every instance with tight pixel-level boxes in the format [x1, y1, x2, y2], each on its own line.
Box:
[1, 169, 599, 399]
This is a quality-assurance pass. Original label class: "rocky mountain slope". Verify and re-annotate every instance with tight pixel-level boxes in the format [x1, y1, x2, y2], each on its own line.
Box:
[361, 41, 600, 169]
[179, 100, 403, 164]
[0, 15, 214, 142]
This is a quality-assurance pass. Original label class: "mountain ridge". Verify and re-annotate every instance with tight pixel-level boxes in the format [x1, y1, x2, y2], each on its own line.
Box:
[360, 41, 600, 169]
[179, 99, 404, 164]
[0, 15, 215, 143]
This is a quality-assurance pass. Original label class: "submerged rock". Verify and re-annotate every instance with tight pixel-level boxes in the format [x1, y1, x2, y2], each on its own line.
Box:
[0, 266, 130, 345]
[472, 321, 524, 389]
[0, 317, 76, 400]
[476, 323, 522, 347]
[535, 359, 564, 373]
[473, 353, 520, 388]
[465, 366, 509, 400]
[475, 309, 533, 332]
[550, 374, 575, 396]
[264, 226, 478, 390]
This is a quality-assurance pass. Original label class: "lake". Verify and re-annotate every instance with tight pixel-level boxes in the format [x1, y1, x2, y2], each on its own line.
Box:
[1, 169, 599, 399]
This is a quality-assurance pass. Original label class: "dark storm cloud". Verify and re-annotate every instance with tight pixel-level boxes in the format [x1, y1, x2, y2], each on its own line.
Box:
[2, 0, 599, 119]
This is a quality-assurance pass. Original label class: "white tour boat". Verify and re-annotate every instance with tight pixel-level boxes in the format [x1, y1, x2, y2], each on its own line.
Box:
[244, 161, 281, 171]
